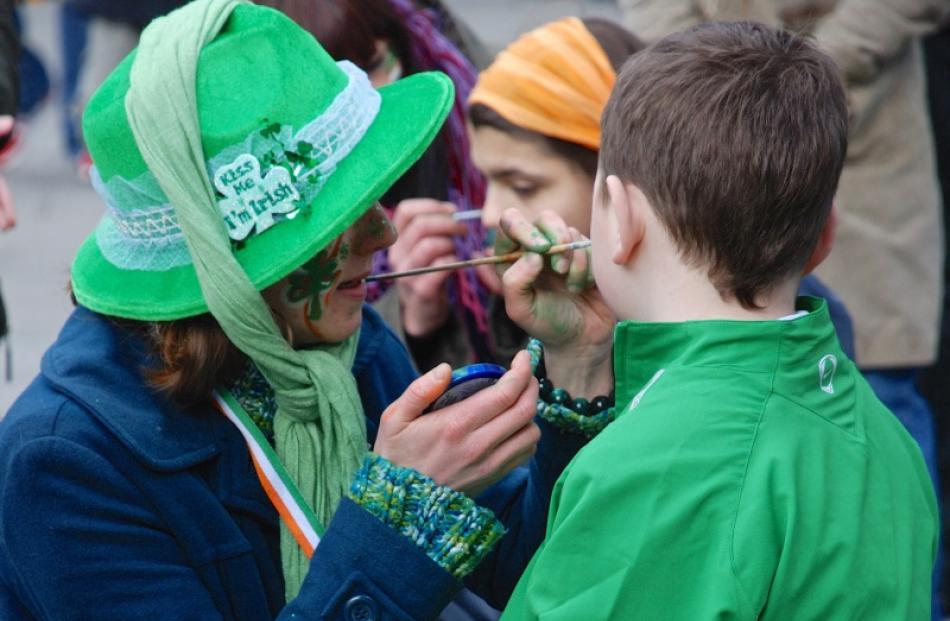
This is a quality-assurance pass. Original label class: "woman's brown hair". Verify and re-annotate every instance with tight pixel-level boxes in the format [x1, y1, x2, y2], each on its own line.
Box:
[469, 18, 645, 178]
[141, 315, 246, 407]
[71, 282, 245, 406]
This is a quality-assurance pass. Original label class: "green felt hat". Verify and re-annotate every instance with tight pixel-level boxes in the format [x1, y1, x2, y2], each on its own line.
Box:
[71, 3, 453, 321]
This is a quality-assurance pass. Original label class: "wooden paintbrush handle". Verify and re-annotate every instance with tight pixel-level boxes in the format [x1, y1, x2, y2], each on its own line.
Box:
[365, 240, 591, 282]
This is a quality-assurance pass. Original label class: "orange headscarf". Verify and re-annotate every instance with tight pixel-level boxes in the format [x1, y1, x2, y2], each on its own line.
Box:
[468, 17, 615, 151]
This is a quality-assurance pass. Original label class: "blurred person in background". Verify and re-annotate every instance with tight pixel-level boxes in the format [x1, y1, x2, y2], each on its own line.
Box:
[13, 3, 45, 121]
[0, 0, 17, 383]
[59, 0, 186, 175]
[619, 0, 949, 617]
[407, 0, 492, 68]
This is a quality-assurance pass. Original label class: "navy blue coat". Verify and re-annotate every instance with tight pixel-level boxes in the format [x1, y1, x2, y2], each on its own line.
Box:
[0, 306, 584, 621]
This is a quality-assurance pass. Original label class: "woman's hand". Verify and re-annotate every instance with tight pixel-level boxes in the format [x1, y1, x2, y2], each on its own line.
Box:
[474, 249, 504, 296]
[389, 199, 468, 337]
[497, 208, 615, 397]
[497, 208, 614, 350]
[375, 350, 541, 498]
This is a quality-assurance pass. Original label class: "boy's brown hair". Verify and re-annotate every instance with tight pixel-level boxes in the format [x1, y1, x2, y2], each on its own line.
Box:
[600, 21, 848, 308]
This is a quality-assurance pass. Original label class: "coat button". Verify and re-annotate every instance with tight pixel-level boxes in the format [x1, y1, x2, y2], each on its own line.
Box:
[344, 595, 379, 621]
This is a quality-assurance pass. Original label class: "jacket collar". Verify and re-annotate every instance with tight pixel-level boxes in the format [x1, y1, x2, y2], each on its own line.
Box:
[42, 305, 389, 472]
[613, 297, 849, 421]
[42, 307, 222, 471]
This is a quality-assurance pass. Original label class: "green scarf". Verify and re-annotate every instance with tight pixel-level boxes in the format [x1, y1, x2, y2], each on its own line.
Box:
[123, 0, 368, 600]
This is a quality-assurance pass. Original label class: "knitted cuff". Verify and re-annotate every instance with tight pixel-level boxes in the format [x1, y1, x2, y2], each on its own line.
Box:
[347, 453, 506, 579]
[527, 339, 614, 438]
[526, 338, 545, 373]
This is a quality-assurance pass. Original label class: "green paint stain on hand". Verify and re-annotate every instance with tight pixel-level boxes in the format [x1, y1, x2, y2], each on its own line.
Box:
[537, 300, 578, 339]
[526, 230, 552, 253]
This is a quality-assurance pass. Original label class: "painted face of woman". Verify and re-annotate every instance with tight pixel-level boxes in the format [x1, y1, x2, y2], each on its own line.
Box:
[469, 125, 595, 237]
[262, 203, 396, 346]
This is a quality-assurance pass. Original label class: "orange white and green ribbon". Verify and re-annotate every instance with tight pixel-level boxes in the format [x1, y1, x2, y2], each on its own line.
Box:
[216, 388, 507, 583]
[214, 388, 324, 558]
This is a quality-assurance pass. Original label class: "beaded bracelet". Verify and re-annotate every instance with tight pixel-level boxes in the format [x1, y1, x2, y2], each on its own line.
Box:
[537, 377, 614, 416]
[527, 339, 616, 437]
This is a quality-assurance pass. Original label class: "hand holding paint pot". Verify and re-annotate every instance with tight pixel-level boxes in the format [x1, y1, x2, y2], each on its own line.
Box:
[375, 351, 540, 498]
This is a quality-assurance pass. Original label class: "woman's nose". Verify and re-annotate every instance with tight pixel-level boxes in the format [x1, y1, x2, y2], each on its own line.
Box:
[352, 203, 397, 256]
[480, 185, 503, 230]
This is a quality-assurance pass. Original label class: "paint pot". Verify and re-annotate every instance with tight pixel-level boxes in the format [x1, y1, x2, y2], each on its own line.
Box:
[425, 363, 508, 413]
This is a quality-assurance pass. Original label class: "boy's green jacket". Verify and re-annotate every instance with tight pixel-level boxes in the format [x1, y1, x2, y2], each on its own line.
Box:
[502, 298, 937, 620]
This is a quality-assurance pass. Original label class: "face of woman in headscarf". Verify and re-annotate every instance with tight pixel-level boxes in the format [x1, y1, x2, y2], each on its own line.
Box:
[470, 125, 595, 238]
[262, 203, 396, 346]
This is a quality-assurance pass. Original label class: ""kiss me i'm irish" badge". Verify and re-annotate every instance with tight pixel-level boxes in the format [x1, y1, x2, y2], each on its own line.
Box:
[214, 153, 301, 241]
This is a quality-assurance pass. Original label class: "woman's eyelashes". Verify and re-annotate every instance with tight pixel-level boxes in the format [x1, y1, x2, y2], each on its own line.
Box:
[510, 180, 540, 200]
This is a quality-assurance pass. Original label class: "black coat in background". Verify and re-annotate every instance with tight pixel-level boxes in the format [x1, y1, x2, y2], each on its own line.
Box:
[0, 0, 18, 116]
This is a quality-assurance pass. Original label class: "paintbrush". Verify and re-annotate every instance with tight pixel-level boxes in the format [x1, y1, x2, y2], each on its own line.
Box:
[366, 239, 592, 282]
[452, 209, 483, 222]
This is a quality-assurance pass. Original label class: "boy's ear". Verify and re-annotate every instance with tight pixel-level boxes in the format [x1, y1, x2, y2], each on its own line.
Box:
[803, 203, 838, 274]
[605, 175, 645, 265]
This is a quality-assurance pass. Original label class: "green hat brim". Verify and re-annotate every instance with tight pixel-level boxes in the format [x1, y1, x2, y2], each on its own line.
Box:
[71, 71, 453, 321]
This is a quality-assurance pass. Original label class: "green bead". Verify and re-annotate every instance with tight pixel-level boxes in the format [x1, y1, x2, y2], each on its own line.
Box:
[591, 396, 611, 414]
[550, 387, 571, 406]
[538, 377, 554, 400]
[571, 397, 591, 416]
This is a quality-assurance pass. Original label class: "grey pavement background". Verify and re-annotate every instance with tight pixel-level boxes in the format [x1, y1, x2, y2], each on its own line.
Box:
[0, 3, 101, 410]
[0, 1, 621, 411]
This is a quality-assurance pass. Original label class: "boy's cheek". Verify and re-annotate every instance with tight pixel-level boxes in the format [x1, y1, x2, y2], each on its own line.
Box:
[588, 215, 610, 283]
[589, 254, 623, 322]
[589, 202, 611, 258]
[589, 241, 610, 291]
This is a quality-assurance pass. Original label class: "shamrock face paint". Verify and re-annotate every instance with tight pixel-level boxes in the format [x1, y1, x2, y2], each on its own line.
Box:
[262, 203, 397, 346]
[286, 238, 344, 323]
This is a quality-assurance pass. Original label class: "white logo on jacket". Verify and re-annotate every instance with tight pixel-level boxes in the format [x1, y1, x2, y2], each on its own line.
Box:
[818, 354, 838, 395]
